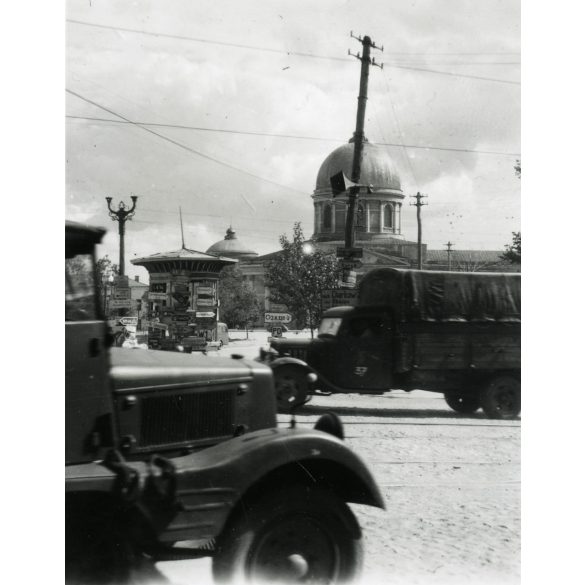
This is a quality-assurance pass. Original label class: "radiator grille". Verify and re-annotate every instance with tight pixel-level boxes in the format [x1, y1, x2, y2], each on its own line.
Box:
[140, 389, 235, 447]
[286, 348, 307, 360]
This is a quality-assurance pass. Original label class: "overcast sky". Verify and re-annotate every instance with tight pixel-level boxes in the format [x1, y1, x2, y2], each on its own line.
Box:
[66, 0, 520, 280]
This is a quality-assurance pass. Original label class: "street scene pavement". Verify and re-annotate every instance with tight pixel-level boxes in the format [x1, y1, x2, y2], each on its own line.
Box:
[152, 331, 520, 585]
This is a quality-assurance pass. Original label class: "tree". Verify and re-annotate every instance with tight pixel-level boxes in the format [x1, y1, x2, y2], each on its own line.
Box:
[265, 223, 341, 333]
[514, 159, 521, 178]
[218, 265, 261, 332]
[454, 257, 497, 272]
[96, 255, 119, 312]
[501, 232, 521, 264]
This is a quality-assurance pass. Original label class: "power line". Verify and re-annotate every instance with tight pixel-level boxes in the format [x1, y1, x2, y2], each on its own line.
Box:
[385, 64, 519, 85]
[66, 114, 520, 157]
[66, 19, 347, 62]
[138, 206, 309, 225]
[67, 19, 520, 85]
[65, 89, 307, 196]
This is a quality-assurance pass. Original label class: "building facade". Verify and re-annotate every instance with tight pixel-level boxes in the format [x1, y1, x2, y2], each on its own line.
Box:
[205, 137, 518, 328]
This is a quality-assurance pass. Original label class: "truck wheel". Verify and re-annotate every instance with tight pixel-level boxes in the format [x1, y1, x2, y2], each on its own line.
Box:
[480, 376, 521, 419]
[444, 391, 481, 414]
[274, 365, 308, 412]
[212, 486, 363, 584]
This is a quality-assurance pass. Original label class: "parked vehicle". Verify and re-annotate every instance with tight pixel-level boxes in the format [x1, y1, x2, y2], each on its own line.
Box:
[65, 221, 384, 584]
[260, 268, 520, 419]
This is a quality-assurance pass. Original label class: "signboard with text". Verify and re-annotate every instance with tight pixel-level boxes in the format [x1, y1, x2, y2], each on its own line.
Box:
[321, 288, 358, 310]
[265, 312, 292, 324]
[109, 299, 133, 309]
[148, 292, 168, 300]
[196, 299, 215, 306]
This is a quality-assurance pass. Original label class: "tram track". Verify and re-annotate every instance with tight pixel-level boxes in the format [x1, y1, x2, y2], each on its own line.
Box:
[279, 418, 520, 429]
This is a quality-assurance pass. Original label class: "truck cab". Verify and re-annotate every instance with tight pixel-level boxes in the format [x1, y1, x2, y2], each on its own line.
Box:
[65, 221, 385, 584]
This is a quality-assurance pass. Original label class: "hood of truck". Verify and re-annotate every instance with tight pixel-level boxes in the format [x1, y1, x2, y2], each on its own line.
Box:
[109, 347, 256, 391]
[270, 337, 314, 351]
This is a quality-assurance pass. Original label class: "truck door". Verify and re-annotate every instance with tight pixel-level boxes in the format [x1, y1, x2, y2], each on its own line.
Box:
[333, 314, 394, 391]
[65, 249, 112, 464]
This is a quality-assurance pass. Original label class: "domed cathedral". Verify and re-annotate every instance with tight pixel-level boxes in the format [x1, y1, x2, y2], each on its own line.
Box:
[206, 227, 268, 323]
[311, 136, 423, 267]
[206, 226, 259, 261]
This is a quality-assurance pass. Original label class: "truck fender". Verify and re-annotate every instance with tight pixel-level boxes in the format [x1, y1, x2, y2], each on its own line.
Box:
[159, 427, 385, 542]
[269, 357, 319, 387]
[269, 356, 313, 372]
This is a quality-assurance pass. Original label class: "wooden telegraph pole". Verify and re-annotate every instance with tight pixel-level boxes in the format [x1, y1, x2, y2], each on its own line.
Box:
[332, 33, 383, 287]
[105, 195, 138, 276]
[410, 192, 427, 269]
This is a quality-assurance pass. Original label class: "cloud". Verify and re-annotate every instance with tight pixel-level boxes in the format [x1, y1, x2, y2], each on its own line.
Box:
[66, 0, 520, 252]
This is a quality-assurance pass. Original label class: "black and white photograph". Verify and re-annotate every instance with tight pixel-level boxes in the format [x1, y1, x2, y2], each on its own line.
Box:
[60, 1, 525, 584]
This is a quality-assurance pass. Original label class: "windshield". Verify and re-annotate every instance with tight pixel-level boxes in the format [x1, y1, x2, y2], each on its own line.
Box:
[318, 317, 342, 337]
[66, 254, 98, 321]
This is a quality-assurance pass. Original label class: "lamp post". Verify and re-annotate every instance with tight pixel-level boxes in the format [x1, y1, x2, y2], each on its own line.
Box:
[105, 196, 138, 276]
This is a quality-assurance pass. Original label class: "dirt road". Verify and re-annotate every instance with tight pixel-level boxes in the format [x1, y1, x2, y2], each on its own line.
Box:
[158, 385, 520, 585]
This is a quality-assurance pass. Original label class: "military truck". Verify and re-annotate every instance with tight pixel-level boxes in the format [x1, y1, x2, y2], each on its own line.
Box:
[65, 221, 384, 584]
[261, 268, 520, 419]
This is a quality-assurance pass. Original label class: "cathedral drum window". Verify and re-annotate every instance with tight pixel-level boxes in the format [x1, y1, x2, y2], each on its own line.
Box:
[323, 203, 332, 231]
[383, 203, 394, 230]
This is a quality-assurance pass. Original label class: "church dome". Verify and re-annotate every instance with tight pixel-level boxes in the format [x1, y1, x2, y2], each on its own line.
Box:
[206, 227, 258, 260]
[315, 139, 401, 194]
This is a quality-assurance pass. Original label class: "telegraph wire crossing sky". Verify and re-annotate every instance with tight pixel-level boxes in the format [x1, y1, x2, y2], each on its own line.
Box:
[65, 0, 520, 279]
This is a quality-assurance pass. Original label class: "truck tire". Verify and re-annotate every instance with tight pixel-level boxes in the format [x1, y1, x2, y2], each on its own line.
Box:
[274, 365, 308, 412]
[212, 485, 363, 584]
[444, 391, 481, 414]
[480, 376, 521, 419]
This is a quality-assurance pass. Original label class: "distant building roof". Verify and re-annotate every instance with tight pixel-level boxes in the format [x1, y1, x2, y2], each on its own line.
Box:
[131, 247, 237, 274]
[206, 227, 259, 260]
[426, 249, 505, 264]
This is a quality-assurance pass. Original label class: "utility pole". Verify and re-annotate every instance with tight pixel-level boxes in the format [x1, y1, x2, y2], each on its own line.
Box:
[446, 241, 454, 271]
[345, 32, 383, 252]
[331, 33, 383, 287]
[105, 195, 138, 276]
[410, 192, 427, 269]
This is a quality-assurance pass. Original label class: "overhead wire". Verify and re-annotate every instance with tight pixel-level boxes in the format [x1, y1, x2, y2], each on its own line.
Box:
[67, 19, 520, 85]
[66, 89, 307, 196]
[66, 115, 520, 157]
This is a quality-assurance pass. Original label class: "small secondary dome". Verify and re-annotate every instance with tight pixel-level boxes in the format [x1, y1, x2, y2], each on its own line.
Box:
[206, 227, 258, 260]
[315, 139, 401, 194]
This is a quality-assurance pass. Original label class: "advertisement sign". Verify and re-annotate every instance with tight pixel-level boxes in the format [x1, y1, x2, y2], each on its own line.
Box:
[195, 311, 216, 318]
[265, 312, 292, 323]
[150, 282, 167, 293]
[196, 299, 215, 306]
[114, 275, 130, 287]
[113, 289, 131, 300]
[119, 317, 138, 326]
[148, 292, 168, 300]
[321, 288, 358, 310]
[109, 299, 133, 309]
[195, 286, 214, 295]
